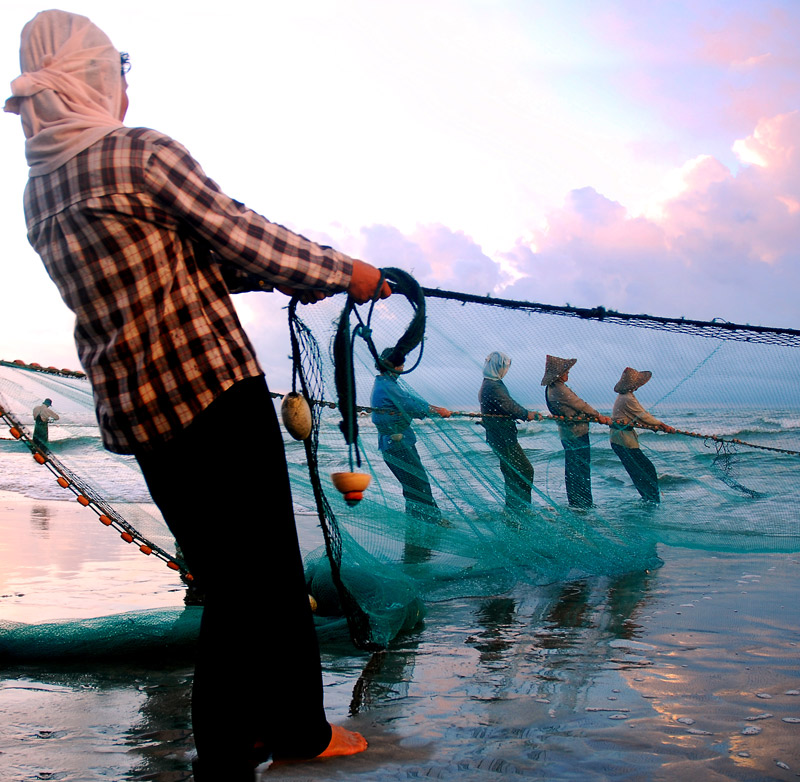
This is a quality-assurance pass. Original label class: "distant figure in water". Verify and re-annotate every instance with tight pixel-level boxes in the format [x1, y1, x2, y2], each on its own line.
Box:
[542, 356, 611, 508]
[610, 367, 675, 503]
[479, 351, 543, 512]
[32, 398, 59, 447]
[371, 348, 451, 521]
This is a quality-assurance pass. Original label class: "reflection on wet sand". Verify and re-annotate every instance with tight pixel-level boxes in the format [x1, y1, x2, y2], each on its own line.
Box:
[30, 504, 51, 533]
[0, 662, 195, 781]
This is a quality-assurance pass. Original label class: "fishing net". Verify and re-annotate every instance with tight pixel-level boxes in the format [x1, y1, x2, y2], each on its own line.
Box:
[288, 284, 799, 649]
[1, 280, 799, 657]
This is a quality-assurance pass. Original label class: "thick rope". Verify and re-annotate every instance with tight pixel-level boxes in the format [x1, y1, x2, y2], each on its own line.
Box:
[265, 390, 800, 457]
[332, 267, 427, 470]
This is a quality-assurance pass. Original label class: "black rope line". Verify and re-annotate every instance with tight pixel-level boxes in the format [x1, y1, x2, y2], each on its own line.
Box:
[288, 301, 383, 650]
[421, 289, 800, 347]
[265, 390, 800, 457]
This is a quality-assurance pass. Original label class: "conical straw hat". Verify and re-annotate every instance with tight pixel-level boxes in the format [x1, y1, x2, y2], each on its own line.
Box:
[541, 355, 577, 386]
[614, 367, 652, 393]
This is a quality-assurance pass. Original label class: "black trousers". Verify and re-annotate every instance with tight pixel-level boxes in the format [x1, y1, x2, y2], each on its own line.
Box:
[611, 442, 660, 503]
[562, 435, 593, 508]
[489, 439, 534, 510]
[136, 377, 330, 780]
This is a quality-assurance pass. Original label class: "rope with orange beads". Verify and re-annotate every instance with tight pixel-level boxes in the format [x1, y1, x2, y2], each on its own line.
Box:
[0, 401, 192, 580]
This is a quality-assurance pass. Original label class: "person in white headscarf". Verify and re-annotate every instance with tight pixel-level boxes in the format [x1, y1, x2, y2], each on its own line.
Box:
[479, 351, 542, 512]
[610, 367, 675, 503]
[4, 10, 127, 176]
[6, 10, 389, 780]
[541, 355, 611, 508]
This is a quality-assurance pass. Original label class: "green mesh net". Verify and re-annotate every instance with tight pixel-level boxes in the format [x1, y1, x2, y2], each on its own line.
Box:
[1, 282, 798, 658]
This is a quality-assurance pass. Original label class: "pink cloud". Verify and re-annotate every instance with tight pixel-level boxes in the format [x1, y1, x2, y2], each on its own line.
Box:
[500, 111, 800, 328]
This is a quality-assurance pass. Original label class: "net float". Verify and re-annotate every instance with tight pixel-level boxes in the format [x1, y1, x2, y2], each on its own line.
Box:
[331, 471, 371, 505]
[280, 391, 312, 440]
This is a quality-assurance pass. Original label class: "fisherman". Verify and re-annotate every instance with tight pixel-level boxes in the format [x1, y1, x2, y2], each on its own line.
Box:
[610, 367, 675, 503]
[479, 351, 543, 512]
[32, 397, 59, 447]
[371, 348, 451, 521]
[6, 11, 390, 780]
[541, 355, 611, 508]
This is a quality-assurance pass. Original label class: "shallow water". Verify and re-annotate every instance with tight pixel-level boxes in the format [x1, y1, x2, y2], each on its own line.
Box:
[1, 495, 799, 781]
[2, 363, 799, 779]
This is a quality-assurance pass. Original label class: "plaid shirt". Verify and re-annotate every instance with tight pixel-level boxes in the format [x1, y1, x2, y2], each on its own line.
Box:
[24, 127, 353, 453]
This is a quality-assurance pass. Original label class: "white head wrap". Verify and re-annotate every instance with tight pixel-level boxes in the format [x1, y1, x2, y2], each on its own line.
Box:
[483, 351, 511, 380]
[4, 10, 125, 176]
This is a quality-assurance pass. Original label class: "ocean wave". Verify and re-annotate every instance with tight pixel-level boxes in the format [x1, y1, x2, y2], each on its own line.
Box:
[657, 473, 698, 487]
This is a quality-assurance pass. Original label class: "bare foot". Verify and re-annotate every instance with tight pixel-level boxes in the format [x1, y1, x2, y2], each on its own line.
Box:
[269, 724, 368, 766]
[317, 724, 368, 758]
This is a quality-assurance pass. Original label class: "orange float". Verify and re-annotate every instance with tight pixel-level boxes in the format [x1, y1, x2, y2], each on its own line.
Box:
[331, 472, 371, 506]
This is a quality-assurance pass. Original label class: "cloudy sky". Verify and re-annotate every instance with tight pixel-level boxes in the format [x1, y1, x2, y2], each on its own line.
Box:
[1, 0, 798, 375]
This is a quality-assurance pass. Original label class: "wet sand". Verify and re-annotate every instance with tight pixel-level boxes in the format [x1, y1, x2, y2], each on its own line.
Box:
[1, 494, 799, 781]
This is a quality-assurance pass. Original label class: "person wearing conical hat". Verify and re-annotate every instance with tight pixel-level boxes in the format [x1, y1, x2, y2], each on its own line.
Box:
[6, 10, 392, 777]
[610, 368, 675, 503]
[542, 356, 611, 508]
[371, 348, 451, 524]
[32, 397, 59, 448]
[480, 351, 543, 513]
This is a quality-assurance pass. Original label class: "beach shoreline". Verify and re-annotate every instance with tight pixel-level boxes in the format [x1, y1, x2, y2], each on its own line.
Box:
[1, 494, 799, 781]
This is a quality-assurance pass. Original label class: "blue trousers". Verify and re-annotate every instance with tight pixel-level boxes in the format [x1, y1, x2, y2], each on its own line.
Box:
[562, 435, 593, 508]
[611, 442, 660, 503]
[381, 437, 440, 520]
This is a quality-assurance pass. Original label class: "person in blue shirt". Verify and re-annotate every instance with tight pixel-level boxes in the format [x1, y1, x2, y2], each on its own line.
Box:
[371, 349, 451, 521]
